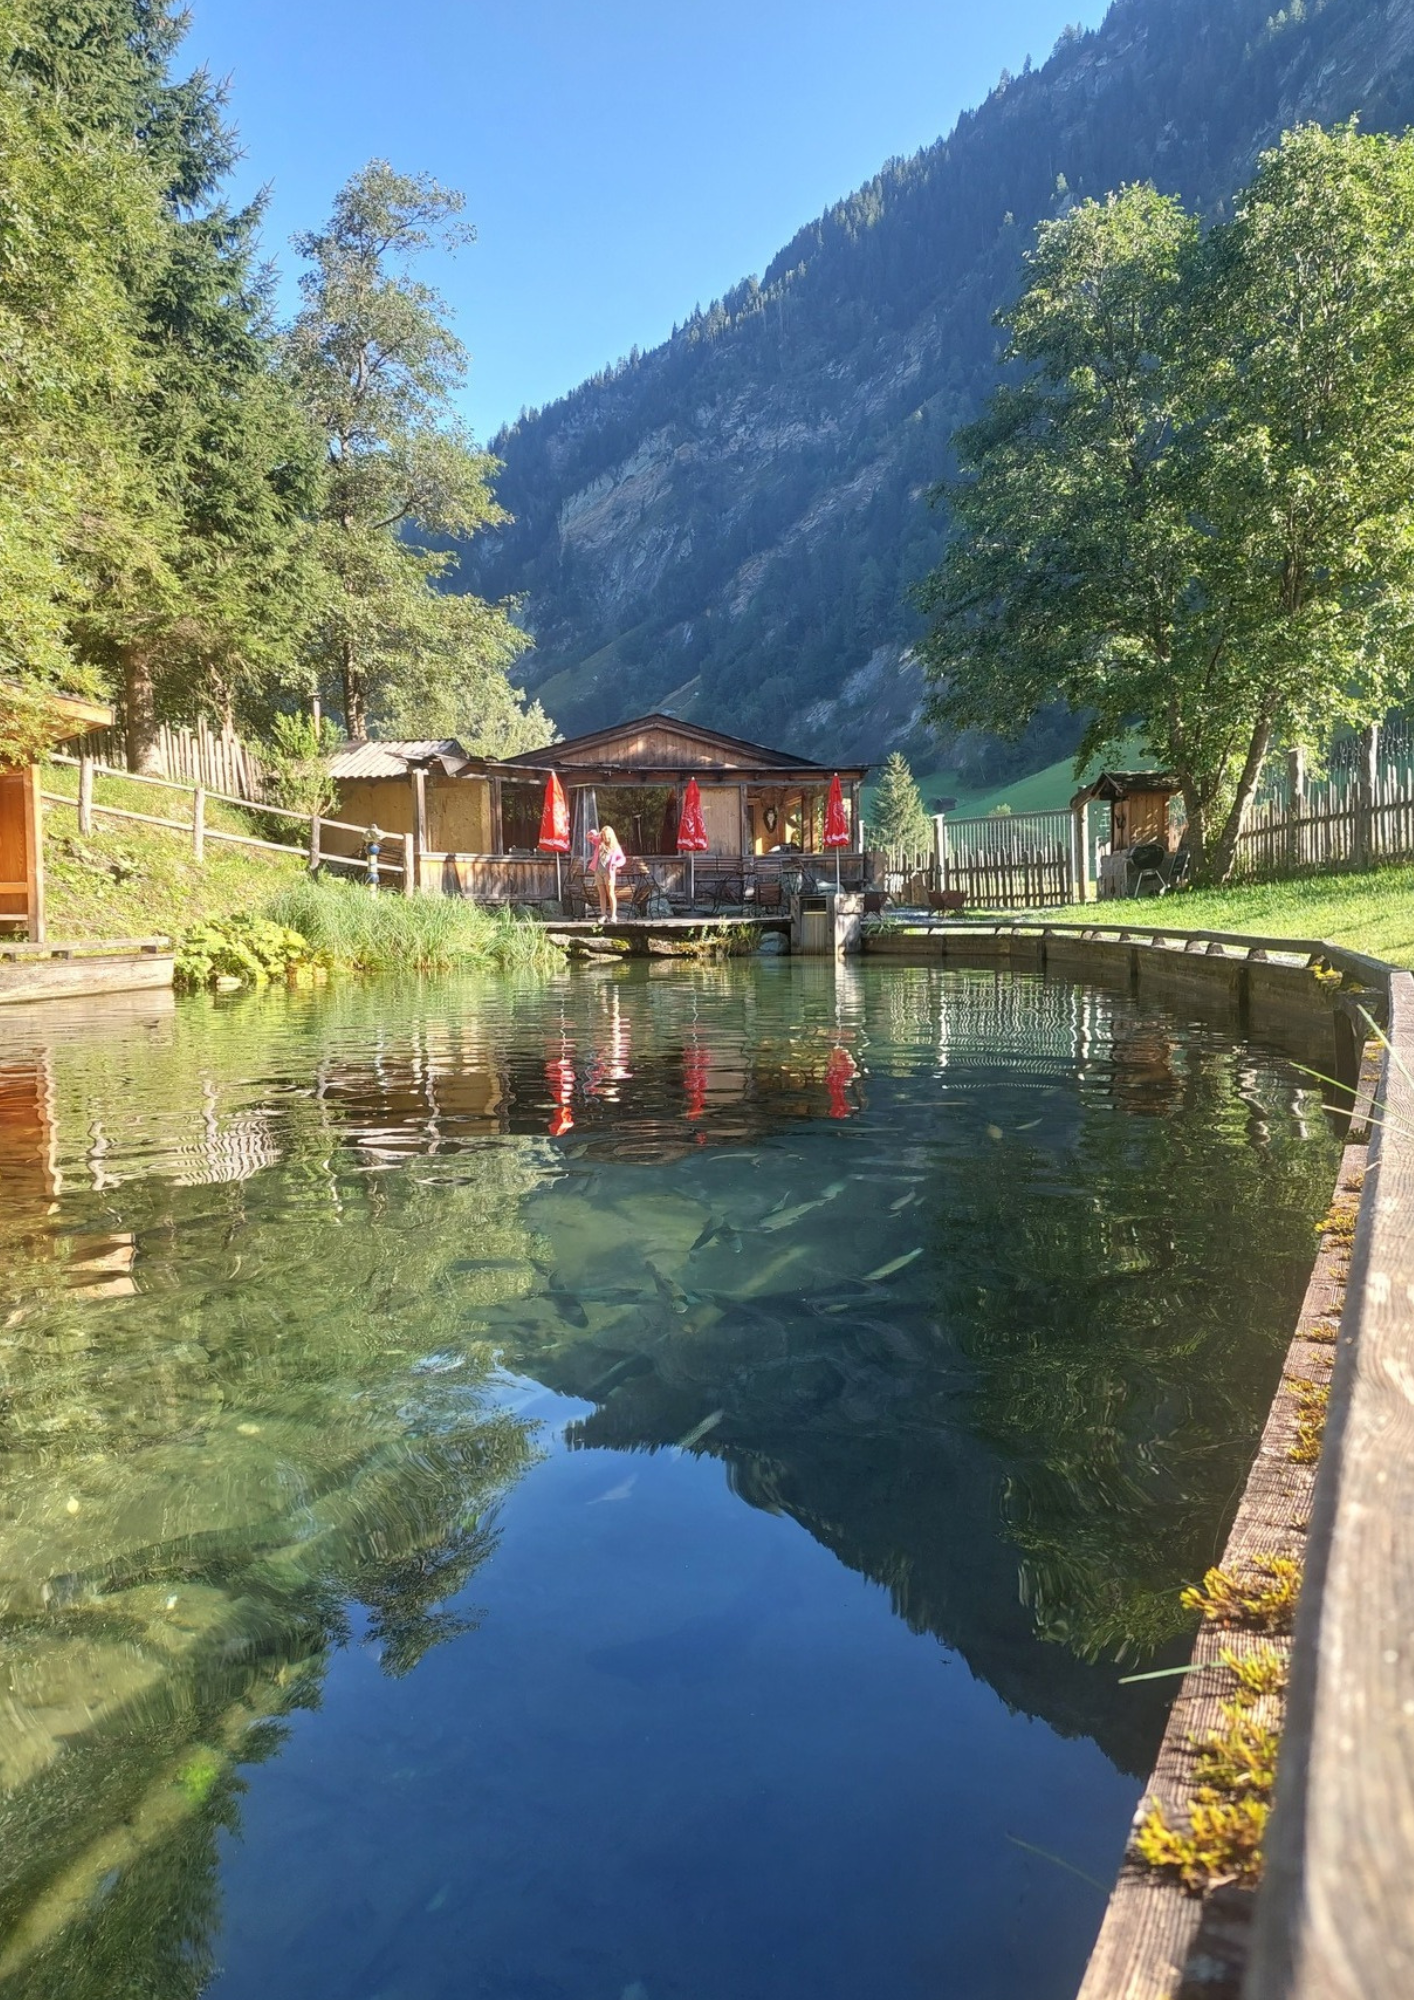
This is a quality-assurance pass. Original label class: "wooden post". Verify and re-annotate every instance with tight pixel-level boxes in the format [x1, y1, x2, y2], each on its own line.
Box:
[490, 776, 504, 855]
[1288, 746, 1306, 873]
[1071, 799, 1088, 903]
[933, 811, 949, 894]
[738, 783, 749, 860]
[308, 813, 322, 874]
[1357, 722, 1380, 868]
[78, 753, 94, 836]
[402, 830, 416, 896]
[23, 763, 44, 943]
[191, 786, 205, 865]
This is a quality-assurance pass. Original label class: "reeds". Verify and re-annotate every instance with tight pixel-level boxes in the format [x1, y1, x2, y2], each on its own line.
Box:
[266, 878, 561, 974]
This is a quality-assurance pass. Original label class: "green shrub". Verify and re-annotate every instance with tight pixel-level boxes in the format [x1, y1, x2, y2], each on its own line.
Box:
[264, 876, 561, 974]
[175, 914, 322, 991]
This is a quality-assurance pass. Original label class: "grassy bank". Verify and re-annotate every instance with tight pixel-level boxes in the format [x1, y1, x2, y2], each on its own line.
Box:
[40, 766, 560, 976]
[1001, 866, 1414, 968]
[41, 763, 304, 940]
[266, 877, 561, 973]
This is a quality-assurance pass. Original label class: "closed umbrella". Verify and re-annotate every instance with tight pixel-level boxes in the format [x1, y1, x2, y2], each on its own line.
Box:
[677, 776, 709, 906]
[538, 770, 570, 905]
[823, 773, 850, 890]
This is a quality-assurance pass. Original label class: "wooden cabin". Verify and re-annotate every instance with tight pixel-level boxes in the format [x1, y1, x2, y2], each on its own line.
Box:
[326, 715, 868, 906]
[1071, 770, 1185, 900]
[1, 690, 114, 942]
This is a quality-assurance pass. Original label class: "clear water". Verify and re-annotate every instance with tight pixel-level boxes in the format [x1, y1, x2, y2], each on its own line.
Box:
[0, 962, 1338, 2000]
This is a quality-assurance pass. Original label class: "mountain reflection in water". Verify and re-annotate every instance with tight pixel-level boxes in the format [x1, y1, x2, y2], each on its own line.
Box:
[0, 965, 1339, 2000]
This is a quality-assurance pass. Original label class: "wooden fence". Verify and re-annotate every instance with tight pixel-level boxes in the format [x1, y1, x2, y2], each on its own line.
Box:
[938, 807, 1076, 909]
[1233, 764, 1414, 879]
[70, 719, 268, 803]
[44, 754, 411, 890]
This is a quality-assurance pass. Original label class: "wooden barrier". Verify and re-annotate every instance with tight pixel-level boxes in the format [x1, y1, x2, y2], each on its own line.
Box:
[1246, 969, 1414, 2000]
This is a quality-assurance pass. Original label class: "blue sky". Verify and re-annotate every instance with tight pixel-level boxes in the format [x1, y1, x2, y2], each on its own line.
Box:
[182, 0, 1107, 442]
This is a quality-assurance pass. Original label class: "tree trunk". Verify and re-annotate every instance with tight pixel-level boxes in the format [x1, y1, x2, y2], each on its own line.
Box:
[1178, 775, 1207, 880]
[122, 645, 161, 774]
[341, 643, 365, 739]
[1209, 713, 1276, 886]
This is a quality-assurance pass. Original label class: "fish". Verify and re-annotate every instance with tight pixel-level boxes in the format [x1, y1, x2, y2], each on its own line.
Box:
[648, 1263, 693, 1315]
[986, 1124, 1004, 1141]
[889, 1191, 920, 1213]
[676, 1408, 725, 1450]
[1015, 1118, 1042, 1132]
[758, 1181, 848, 1233]
[583, 1352, 653, 1399]
[861, 1247, 925, 1283]
[546, 1289, 589, 1329]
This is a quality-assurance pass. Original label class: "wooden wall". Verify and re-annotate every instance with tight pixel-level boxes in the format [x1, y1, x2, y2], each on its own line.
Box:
[0, 766, 41, 938]
[429, 777, 492, 854]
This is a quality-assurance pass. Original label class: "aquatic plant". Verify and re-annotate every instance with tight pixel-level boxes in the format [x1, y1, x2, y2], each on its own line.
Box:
[1133, 1795, 1269, 1892]
[1180, 1556, 1303, 1632]
[265, 876, 562, 974]
[1288, 1376, 1331, 1465]
[175, 914, 323, 991]
[1219, 1643, 1287, 1702]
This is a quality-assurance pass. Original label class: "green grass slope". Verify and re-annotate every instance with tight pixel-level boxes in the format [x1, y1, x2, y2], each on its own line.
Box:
[40, 763, 305, 942]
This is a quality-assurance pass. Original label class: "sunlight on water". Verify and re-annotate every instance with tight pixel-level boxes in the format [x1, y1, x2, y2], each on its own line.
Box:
[0, 962, 1338, 1998]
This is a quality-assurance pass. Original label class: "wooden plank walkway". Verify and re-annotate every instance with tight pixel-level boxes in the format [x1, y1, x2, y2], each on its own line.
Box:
[0, 938, 173, 1006]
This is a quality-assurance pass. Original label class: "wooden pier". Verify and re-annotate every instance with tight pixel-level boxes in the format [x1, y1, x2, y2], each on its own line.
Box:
[0, 937, 174, 1006]
[545, 914, 790, 955]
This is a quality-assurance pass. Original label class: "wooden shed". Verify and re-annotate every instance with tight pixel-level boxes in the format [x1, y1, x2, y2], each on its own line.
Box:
[1071, 770, 1184, 852]
[1, 691, 114, 943]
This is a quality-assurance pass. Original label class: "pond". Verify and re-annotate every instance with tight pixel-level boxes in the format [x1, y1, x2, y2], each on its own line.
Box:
[0, 962, 1339, 2000]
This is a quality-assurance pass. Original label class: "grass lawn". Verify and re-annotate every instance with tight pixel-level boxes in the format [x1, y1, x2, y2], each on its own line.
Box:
[41, 762, 308, 941]
[1003, 866, 1414, 968]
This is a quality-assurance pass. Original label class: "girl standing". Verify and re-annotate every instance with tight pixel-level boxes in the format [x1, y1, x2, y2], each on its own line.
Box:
[589, 824, 626, 919]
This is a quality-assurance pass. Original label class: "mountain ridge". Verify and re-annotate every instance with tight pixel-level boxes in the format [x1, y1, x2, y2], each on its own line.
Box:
[456, 0, 1414, 776]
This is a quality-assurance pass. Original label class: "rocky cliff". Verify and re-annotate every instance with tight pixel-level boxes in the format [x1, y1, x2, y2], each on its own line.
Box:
[456, 0, 1414, 771]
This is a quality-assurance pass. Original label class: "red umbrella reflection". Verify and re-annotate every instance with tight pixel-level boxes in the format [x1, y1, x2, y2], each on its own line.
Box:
[546, 1054, 575, 1137]
[683, 1038, 711, 1120]
[826, 1044, 858, 1120]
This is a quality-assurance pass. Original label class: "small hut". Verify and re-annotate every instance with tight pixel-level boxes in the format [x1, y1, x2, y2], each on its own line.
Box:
[1, 690, 114, 942]
[1070, 770, 1185, 900]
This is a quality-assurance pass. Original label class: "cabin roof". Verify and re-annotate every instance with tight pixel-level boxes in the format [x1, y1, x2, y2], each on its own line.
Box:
[1071, 769, 1182, 805]
[496, 712, 862, 777]
[328, 739, 468, 780]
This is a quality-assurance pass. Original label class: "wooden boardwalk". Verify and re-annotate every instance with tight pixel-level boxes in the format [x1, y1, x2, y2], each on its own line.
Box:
[0, 937, 173, 1006]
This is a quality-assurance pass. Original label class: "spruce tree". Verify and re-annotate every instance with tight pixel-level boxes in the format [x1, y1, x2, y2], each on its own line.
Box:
[870, 751, 932, 853]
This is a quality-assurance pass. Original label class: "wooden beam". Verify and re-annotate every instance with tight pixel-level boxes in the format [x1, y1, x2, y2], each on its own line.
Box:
[490, 775, 504, 855]
[23, 763, 43, 943]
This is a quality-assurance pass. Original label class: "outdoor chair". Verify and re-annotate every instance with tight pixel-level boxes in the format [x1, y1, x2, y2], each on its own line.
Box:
[863, 890, 890, 916]
[927, 889, 967, 917]
[709, 874, 745, 914]
[754, 879, 784, 913]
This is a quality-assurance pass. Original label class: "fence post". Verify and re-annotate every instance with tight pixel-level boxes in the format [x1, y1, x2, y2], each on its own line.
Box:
[1287, 746, 1306, 873]
[933, 813, 949, 894]
[78, 754, 94, 836]
[1356, 722, 1380, 867]
[402, 831, 416, 896]
[192, 786, 205, 865]
[1070, 800, 1088, 904]
[308, 814, 322, 874]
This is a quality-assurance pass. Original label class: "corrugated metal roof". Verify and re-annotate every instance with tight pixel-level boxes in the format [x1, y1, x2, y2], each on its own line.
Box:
[328, 740, 467, 779]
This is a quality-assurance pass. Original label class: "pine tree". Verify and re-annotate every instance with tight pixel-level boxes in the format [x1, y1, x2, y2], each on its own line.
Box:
[288, 161, 541, 750]
[870, 751, 932, 853]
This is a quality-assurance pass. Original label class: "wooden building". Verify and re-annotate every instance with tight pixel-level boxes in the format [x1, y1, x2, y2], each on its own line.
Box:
[1, 691, 114, 942]
[326, 715, 868, 905]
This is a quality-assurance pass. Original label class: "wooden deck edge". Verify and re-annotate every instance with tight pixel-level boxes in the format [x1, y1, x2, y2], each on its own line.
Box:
[1245, 972, 1414, 2000]
[0, 951, 174, 1006]
[1077, 1129, 1365, 2000]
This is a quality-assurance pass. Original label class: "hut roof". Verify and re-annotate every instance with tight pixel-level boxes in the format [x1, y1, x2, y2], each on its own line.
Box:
[1071, 769, 1182, 806]
[327, 739, 468, 780]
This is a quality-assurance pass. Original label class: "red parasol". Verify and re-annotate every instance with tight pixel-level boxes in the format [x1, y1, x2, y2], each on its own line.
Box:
[677, 776, 709, 904]
[823, 773, 850, 888]
[538, 770, 570, 904]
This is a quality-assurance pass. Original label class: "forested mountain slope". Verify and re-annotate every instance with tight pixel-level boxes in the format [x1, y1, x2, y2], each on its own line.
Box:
[456, 0, 1414, 774]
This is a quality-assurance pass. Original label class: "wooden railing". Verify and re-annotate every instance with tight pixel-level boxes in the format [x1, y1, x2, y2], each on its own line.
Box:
[44, 755, 413, 891]
[427, 849, 867, 909]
